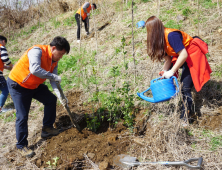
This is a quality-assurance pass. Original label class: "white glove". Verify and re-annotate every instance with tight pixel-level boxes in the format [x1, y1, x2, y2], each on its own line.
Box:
[162, 70, 174, 79]
[54, 75, 61, 83]
[87, 13, 90, 17]
[59, 97, 68, 106]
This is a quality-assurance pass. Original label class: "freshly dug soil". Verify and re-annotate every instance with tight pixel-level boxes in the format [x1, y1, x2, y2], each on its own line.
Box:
[33, 90, 146, 169]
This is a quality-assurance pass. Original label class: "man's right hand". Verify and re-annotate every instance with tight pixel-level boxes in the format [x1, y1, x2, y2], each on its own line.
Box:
[55, 75, 61, 83]
[59, 97, 68, 106]
[87, 13, 90, 17]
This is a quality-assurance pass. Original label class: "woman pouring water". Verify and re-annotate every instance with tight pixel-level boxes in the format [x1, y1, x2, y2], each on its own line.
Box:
[145, 16, 212, 125]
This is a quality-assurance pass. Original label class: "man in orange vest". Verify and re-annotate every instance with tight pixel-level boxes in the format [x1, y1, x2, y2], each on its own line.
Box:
[7, 36, 70, 157]
[75, 2, 97, 43]
[0, 36, 13, 113]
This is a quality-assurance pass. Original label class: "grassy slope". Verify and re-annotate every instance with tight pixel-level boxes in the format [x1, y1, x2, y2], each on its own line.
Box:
[1, 0, 222, 169]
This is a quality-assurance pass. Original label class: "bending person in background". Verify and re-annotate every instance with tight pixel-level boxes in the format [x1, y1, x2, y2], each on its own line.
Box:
[7, 36, 70, 158]
[0, 36, 13, 113]
[75, 2, 97, 43]
[145, 16, 212, 125]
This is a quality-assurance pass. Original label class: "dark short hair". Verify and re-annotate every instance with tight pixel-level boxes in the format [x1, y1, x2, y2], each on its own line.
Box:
[92, 3, 97, 9]
[0, 35, 7, 43]
[50, 36, 70, 54]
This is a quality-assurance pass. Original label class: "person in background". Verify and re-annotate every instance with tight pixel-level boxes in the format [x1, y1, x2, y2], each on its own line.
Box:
[0, 35, 13, 113]
[7, 36, 69, 157]
[145, 16, 212, 126]
[75, 2, 97, 43]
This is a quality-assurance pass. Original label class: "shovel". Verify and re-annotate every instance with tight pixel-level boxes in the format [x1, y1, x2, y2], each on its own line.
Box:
[113, 154, 203, 169]
[56, 82, 81, 132]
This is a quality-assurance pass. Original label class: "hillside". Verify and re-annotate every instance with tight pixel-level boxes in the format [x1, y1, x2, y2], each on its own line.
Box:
[0, 0, 222, 169]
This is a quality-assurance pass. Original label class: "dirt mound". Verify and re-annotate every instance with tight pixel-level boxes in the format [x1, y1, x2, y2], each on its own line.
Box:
[4, 89, 141, 169]
[33, 89, 141, 169]
[199, 111, 222, 131]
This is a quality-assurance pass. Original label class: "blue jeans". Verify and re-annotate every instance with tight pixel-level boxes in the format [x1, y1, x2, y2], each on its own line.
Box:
[0, 83, 9, 107]
[180, 62, 194, 119]
[7, 78, 57, 149]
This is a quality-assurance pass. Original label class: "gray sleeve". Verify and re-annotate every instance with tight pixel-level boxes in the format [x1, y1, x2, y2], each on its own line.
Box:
[28, 47, 57, 80]
[83, 2, 90, 13]
[50, 65, 61, 99]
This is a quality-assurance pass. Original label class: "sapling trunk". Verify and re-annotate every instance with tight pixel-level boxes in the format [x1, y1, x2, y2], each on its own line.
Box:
[131, 0, 136, 83]
[91, 0, 98, 52]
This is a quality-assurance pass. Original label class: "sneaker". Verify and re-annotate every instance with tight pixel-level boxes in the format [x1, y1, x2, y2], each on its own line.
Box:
[77, 40, 80, 43]
[41, 126, 60, 138]
[2, 108, 12, 113]
[18, 146, 35, 158]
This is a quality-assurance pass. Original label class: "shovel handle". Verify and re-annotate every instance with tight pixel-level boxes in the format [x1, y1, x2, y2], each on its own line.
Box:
[184, 157, 203, 169]
[55, 82, 81, 131]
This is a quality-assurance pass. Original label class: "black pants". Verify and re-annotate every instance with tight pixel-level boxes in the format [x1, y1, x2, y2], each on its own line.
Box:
[7, 78, 57, 149]
[180, 62, 194, 119]
[75, 13, 89, 40]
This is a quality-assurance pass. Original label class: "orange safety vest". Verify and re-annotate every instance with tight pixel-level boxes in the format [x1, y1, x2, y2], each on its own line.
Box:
[76, 3, 91, 20]
[164, 28, 212, 92]
[0, 44, 5, 72]
[9, 45, 58, 89]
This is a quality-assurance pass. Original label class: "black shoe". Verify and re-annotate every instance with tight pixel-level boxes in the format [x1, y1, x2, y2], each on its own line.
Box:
[41, 126, 60, 138]
[18, 146, 35, 158]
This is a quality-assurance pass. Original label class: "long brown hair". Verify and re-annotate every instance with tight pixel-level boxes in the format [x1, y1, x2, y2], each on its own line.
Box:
[145, 16, 166, 62]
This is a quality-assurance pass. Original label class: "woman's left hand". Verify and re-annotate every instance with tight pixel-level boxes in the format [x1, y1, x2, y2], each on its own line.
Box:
[162, 70, 174, 79]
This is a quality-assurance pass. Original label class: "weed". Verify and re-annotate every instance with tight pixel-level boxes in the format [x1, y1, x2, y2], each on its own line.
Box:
[63, 14, 76, 26]
[140, 0, 151, 2]
[212, 64, 222, 78]
[182, 8, 192, 17]
[0, 112, 16, 123]
[165, 20, 181, 30]
[121, 36, 128, 70]
[210, 136, 222, 151]
[52, 18, 61, 29]
[46, 161, 52, 169]
[52, 157, 60, 167]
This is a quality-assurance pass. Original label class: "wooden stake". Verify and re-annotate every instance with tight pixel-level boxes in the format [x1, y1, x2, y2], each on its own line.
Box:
[131, 0, 136, 83]
[91, 0, 98, 52]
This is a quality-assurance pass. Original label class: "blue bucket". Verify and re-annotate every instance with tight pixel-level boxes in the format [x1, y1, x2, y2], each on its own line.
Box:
[136, 21, 145, 28]
[137, 76, 179, 103]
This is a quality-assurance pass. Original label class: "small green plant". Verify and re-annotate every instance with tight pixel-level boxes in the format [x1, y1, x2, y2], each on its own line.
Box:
[46, 157, 60, 169]
[182, 8, 192, 17]
[121, 36, 128, 70]
[63, 14, 76, 26]
[141, 0, 151, 2]
[165, 20, 181, 29]
[52, 157, 60, 167]
[1, 112, 16, 123]
[85, 113, 101, 131]
[210, 136, 222, 151]
[52, 18, 61, 29]
[117, 82, 135, 128]
[46, 161, 52, 169]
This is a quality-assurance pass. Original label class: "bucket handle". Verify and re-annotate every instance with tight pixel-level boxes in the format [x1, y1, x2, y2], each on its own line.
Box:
[172, 76, 179, 94]
[137, 87, 155, 103]
[150, 77, 163, 85]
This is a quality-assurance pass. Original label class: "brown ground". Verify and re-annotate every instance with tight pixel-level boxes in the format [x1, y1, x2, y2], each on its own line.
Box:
[5, 89, 147, 170]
